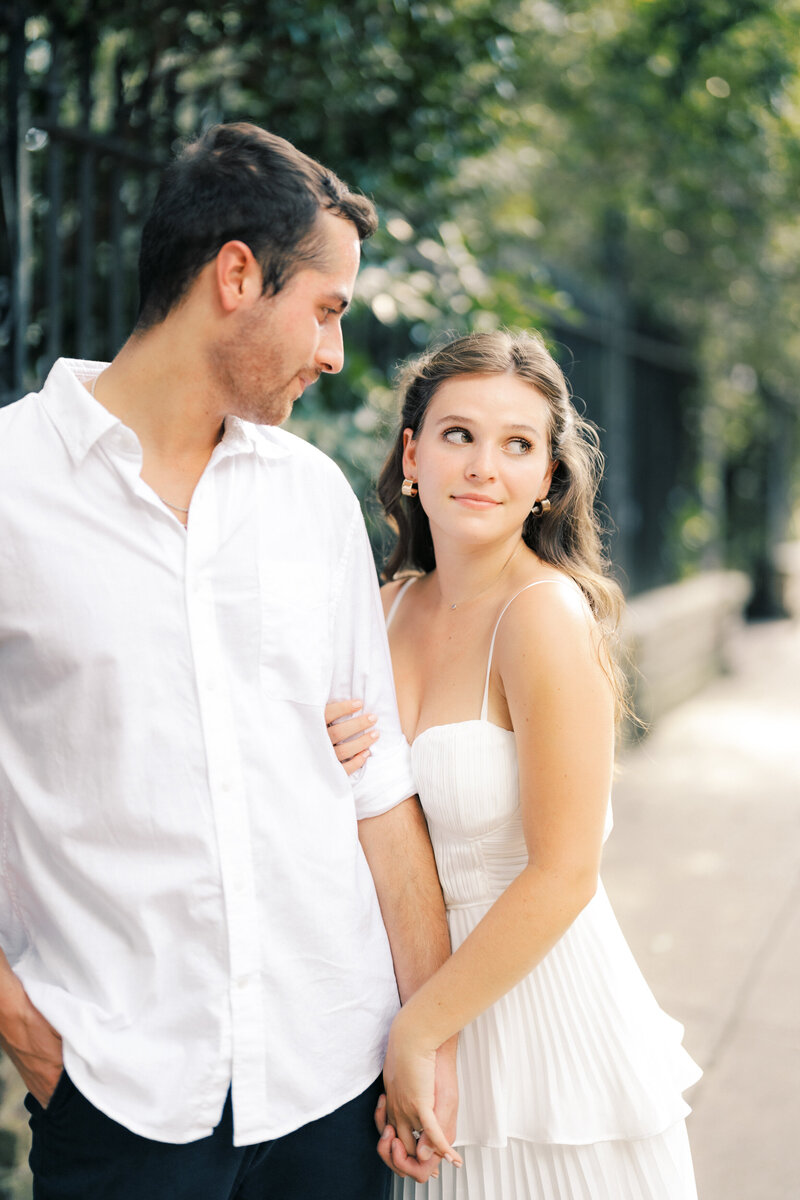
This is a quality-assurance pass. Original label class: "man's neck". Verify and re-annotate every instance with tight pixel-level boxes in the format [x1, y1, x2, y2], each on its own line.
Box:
[88, 322, 226, 519]
[93, 321, 224, 462]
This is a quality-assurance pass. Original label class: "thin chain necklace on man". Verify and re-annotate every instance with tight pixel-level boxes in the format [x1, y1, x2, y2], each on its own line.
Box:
[90, 373, 190, 515]
[445, 542, 522, 611]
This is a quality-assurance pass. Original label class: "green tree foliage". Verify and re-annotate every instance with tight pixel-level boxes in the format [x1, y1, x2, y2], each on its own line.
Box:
[22, 0, 558, 500]
[9, 0, 800, 584]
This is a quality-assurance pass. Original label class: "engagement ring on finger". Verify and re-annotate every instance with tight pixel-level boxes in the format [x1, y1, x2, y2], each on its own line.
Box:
[412, 1129, 422, 1141]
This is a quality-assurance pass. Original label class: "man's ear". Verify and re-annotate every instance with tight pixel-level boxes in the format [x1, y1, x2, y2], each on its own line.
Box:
[215, 241, 263, 313]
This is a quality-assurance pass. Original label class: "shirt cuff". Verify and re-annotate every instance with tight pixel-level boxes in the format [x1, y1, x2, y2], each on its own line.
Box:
[352, 739, 416, 820]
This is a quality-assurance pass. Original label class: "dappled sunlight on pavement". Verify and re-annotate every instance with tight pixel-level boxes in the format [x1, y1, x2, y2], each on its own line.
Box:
[604, 619, 800, 1200]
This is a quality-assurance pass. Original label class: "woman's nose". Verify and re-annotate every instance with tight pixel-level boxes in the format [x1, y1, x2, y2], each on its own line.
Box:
[466, 443, 496, 480]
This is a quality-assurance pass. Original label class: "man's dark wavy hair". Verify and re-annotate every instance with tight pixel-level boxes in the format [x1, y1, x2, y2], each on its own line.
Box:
[136, 122, 378, 329]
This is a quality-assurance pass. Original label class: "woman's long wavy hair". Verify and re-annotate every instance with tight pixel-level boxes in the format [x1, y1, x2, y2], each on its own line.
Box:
[377, 329, 630, 717]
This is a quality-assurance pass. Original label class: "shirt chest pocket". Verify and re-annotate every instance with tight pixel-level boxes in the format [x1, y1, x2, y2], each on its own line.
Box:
[258, 561, 331, 704]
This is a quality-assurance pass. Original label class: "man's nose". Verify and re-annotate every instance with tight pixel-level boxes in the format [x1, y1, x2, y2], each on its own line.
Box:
[316, 321, 344, 375]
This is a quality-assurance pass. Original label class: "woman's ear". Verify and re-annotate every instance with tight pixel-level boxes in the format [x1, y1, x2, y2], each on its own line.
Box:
[401, 427, 417, 480]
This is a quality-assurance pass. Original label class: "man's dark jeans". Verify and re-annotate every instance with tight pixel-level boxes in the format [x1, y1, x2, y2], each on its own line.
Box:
[26, 1071, 391, 1199]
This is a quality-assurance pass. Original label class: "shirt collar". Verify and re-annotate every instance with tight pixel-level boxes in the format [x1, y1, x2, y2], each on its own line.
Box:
[218, 416, 291, 461]
[40, 358, 291, 464]
[40, 358, 121, 464]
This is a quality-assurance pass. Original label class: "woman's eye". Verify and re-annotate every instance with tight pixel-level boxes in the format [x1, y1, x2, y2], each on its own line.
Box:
[507, 437, 532, 454]
[443, 427, 471, 444]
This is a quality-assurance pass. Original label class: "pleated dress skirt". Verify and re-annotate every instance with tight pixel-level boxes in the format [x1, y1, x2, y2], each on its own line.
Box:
[394, 1119, 697, 1199]
[397, 720, 702, 1200]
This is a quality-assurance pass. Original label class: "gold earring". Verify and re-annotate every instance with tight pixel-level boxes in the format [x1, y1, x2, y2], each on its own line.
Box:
[401, 478, 418, 498]
[531, 497, 551, 516]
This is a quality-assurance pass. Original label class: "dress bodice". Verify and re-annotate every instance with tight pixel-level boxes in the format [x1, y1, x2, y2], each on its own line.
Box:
[412, 719, 613, 911]
[388, 576, 613, 908]
[412, 721, 523, 909]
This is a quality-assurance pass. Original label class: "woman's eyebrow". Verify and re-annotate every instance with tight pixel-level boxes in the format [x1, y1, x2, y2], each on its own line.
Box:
[434, 414, 543, 438]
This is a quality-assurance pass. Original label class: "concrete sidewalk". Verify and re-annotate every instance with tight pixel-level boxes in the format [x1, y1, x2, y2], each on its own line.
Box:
[604, 617, 800, 1199]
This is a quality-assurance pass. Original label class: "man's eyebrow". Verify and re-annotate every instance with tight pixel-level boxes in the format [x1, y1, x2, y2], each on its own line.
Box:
[325, 291, 351, 314]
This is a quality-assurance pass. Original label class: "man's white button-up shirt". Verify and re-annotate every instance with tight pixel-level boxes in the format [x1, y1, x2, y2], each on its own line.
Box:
[0, 359, 415, 1145]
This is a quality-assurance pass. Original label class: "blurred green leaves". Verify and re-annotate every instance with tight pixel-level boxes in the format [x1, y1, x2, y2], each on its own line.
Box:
[12, 0, 800, 580]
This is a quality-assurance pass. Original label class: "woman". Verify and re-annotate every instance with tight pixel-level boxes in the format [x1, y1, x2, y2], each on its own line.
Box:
[326, 330, 701, 1198]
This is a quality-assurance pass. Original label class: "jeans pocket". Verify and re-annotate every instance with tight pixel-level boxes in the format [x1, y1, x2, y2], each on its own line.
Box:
[42, 1067, 74, 1117]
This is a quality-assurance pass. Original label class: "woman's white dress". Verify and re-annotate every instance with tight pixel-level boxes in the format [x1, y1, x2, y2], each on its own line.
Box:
[388, 580, 701, 1199]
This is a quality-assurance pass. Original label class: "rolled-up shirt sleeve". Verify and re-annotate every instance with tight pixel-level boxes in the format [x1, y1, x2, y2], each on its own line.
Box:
[328, 505, 415, 820]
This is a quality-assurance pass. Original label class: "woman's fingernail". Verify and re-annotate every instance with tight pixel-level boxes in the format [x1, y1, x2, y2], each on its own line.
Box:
[367, 713, 377, 722]
[369, 730, 379, 741]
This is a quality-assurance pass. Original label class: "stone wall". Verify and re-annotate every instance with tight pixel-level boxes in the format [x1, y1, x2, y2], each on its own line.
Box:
[776, 540, 800, 618]
[622, 569, 751, 732]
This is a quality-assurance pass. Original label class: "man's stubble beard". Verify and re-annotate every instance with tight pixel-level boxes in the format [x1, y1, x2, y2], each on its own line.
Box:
[208, 313, 300, 428]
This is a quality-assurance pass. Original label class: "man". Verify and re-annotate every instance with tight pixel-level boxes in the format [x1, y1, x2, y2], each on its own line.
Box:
[0, 122, 454, 1198]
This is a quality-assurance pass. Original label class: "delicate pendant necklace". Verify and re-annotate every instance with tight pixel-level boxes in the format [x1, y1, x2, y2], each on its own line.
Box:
[446, 542, 522, 610]
[90, 372, 190, 517]
[156, 496, 190, 514]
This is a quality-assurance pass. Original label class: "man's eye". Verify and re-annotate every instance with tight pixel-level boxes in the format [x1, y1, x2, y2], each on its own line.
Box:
[443, 428, 471, 444]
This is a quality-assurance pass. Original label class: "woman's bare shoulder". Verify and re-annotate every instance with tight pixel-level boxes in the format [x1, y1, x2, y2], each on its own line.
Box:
[494, 573, 597, 664]
[379, 572, 424, 619]
[494, 574, 615, 746]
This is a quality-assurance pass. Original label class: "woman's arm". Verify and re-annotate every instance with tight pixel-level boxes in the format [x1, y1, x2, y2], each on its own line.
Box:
[359, 800, 460, 1173]
[383, 582, 614, 1141]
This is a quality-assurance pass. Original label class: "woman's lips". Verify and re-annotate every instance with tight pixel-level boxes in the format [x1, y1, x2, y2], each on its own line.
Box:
[451, 493, 501, 508]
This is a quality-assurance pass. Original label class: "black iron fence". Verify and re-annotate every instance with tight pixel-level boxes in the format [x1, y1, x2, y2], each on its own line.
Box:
[1, 4, 173, 401]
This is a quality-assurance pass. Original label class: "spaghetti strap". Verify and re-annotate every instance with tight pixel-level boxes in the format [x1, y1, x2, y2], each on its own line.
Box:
[385, 576, 418, 630]
[480, 579, 582, 720]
